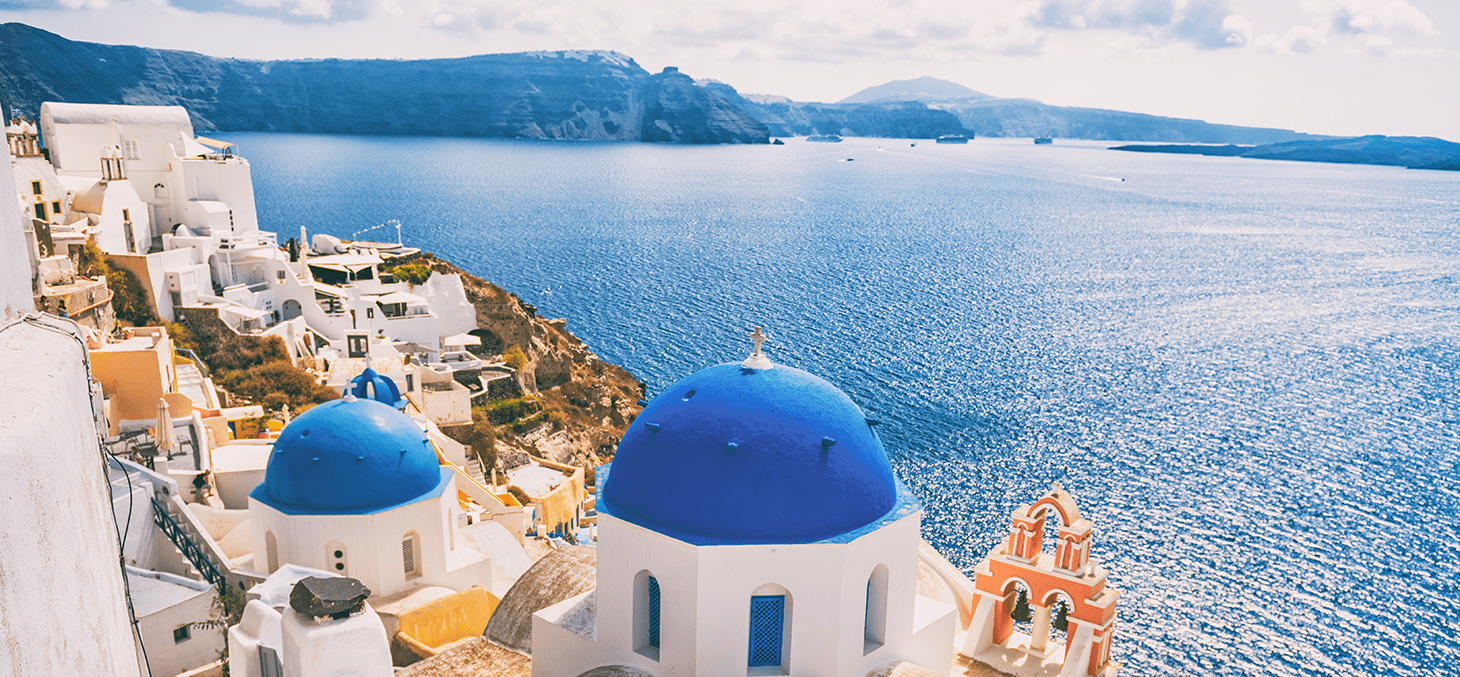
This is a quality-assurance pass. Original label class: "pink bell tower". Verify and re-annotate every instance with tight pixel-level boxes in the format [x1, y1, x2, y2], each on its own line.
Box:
[960, 483, 1121, 677]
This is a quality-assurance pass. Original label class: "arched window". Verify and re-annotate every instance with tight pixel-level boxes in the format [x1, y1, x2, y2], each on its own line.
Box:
[633, 571, 661, 660]
[264, 530, 278, 573]
[326, 541, 347, 576]
[748, 583, 792, 675]
[864, 564, 889, 654]
[402, 531, 421, 578]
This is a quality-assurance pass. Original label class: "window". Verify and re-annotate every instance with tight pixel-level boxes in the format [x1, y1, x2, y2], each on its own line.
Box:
[405, 374, 414, 392]
[122, 139, 140, 160]
[347, 335, 368, 359]
[122, 209, 130, 224]
[864, 565, 889, 654]
[265, 530, 278, 573]
[327, 541, 347, 575]
[402, 532, 420, 578]
[633, 571, 662, 659]
[173, 625, 191, 643]
[748, 595, 785, 668]
[30, 180, 40, 195]
[33, 203, 45, 220]
[51, 201, 60, 214]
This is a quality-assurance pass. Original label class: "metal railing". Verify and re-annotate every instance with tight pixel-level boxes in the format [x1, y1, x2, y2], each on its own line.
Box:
[151, 496, 226, 592]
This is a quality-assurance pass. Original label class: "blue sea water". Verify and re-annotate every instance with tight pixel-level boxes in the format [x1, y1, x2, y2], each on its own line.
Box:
[235, 133, 1460, 677]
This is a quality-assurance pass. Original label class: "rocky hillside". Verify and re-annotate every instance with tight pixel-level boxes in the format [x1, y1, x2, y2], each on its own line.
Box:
[0, 23, 765, 144]
[399, 253, 644, 467]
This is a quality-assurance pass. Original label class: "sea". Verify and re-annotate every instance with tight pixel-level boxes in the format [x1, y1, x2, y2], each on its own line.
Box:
[234, 132, 1460, 677]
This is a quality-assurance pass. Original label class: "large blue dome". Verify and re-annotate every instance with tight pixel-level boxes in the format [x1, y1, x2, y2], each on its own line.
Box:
[600, 362, 899, 544]
[251, 397, 447, 515]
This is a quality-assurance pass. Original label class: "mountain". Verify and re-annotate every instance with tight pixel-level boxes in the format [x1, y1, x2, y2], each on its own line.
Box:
[0, 23, 767, 144]
[839, 77, 991, 104]
[702, 81, 967, 139]
[828, 77, 1323, 144]
[1113, 136, 1460, 171]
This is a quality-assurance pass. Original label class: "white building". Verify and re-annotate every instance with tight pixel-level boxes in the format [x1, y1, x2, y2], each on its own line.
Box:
[532, 343, 958, 677]
[247, 390, 493, 599]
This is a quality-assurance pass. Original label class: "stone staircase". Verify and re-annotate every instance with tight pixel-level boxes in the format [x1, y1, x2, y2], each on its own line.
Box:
[175, 361, 212, 410]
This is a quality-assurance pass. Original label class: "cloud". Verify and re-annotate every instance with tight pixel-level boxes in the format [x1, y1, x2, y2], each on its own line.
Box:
[1299, 0, 1435, 37]
[1029, 0, 1249, 49]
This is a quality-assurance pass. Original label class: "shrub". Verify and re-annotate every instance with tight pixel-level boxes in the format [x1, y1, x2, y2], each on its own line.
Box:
[76, 242, 160, 326]
[383, 262, 433, 286]
[221, 361, 338, 412]
[502, 344, 527, 371]
[478, 396, 539, 426]
[506, 485, 531, 505]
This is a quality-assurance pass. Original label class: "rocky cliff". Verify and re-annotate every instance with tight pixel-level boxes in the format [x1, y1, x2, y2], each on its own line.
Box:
[0, 23, 765, 144]
[400, 253, 644, 467]
[701, 81, 968, 139]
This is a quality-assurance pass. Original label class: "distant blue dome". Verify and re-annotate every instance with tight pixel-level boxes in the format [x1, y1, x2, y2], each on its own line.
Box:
[600, 362, 899, 544]
[251, 397, 446, 515]
[349, 367, 405, 409]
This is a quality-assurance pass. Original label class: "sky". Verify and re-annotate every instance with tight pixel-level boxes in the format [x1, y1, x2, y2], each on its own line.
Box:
[1, 0, 1457, 139]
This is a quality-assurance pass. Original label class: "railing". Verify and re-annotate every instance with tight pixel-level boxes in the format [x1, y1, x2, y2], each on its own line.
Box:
[151, 496, 226, 593]
[175, 348, 210, 379]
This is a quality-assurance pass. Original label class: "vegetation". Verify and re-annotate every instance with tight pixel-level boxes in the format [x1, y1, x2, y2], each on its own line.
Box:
[502, 344, 527, 371]
[477, 395, 540, 426]
[470, 416, 497, 475]
[220, 362, 339, 413]
[382, 262, 433, 285]
[506, 485, 531, 505]
[77, 241, 160, 326]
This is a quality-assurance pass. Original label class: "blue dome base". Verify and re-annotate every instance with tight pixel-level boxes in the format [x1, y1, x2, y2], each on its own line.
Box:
[597, 463, 922, 545]
[251, 466, 453, 516]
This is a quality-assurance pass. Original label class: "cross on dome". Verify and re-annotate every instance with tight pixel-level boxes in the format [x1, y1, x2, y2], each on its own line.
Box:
[742, 326, 774, 370]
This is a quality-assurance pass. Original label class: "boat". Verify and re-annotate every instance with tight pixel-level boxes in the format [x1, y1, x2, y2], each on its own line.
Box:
[1034, 137, 1054, 145]
[807, 134, 843, 143]
[771, 138, 784, 145]
[936, 135, 969, 144]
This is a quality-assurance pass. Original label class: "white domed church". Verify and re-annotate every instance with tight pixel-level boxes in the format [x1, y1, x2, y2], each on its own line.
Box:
[531, 338, 958, 677]
[248, 389, 491, 598]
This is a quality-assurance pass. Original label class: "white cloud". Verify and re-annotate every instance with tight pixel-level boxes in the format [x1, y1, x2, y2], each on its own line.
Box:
[1298, 0, 1435, 37]
[1029, 0, 1250, 50]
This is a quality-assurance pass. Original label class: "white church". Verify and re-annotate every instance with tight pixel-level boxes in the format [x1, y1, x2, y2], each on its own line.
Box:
[531, 338, 958, 677]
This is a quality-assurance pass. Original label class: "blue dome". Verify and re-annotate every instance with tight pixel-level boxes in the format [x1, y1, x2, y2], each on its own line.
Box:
[600, 362, 899, 544]
[349, 368, 405, 409]
[251, 397, 447, 515]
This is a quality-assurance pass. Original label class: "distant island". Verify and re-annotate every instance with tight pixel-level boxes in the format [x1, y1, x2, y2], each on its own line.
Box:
[1112, 136, 1460, 172]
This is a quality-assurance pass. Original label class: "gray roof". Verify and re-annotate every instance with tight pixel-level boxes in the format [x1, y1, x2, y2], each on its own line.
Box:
[484, 544, 597, 654]
[576, 666, 655, 677]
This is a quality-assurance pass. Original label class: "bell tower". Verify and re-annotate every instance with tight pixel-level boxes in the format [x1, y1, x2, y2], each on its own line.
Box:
[961, 483, 1121, 677]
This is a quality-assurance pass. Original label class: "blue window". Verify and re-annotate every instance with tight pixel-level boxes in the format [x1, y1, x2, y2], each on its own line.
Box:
[647, 576, 661, 649]
[748, 595, 785, 667]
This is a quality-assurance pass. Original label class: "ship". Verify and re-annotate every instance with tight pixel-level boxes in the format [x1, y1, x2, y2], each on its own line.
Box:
[1034, 137, 1054, 145]
[936, 135, 969, 144]
[807, 134, 843, 142]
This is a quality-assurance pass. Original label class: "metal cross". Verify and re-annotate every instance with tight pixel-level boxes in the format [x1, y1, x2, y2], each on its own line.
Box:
[751, 327, 767, 356]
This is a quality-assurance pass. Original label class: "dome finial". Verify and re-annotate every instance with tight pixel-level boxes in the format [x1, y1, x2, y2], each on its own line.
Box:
[742, 326, 774, 370]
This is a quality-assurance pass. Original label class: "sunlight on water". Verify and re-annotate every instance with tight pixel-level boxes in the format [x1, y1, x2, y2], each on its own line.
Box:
[236, 133, 1460, 677]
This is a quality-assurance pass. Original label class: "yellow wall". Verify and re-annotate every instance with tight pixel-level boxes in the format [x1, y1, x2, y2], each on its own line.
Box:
[90, 328, 175, 432]
[395, 586, 498, 650]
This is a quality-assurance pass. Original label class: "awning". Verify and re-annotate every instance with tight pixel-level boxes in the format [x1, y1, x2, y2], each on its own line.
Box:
[195, 136, 235, 151]
[222, 305, 270, 320]
[443, 333, 481, 347]
[373, 291, 426, 305]
[308, 254, 380, 272]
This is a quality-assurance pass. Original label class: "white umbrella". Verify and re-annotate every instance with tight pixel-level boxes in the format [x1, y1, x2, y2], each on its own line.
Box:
[155, 397, 178, 458]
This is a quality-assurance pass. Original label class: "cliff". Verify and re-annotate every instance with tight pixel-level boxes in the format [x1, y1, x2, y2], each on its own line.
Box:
[399, 253, 644, 467]
[702, 81, 968, 139]
[1112, 135, 1460, 171]
[0, 23, 765, 144]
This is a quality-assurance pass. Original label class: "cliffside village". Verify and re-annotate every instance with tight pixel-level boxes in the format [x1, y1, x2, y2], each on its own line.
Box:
[0, 103, 1122, 677]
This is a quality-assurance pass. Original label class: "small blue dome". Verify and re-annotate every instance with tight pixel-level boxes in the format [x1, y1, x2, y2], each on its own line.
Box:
[252, 397, 445, 514]
[600, 362, 899, 544]
[349, 368, 405, 409]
